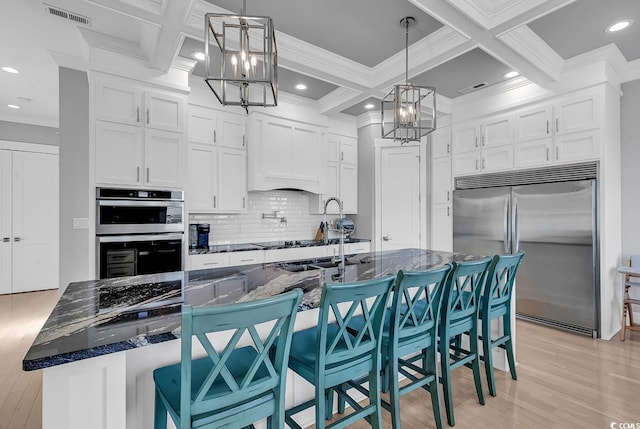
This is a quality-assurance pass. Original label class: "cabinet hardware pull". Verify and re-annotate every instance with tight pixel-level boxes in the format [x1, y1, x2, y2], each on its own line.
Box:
[341, 151, 344, 161]
[240, 259, 253, 262]
[137, 166, 140, 182]
[14, 237, 21, 242]
[482, 158, 486, 169]
[214, 130, 216, 143]
[242, 135, 245, 147]
[242, 197, 246, 208]
[136, 107, 140, 123]
[447, 190, 450, 201]
[546, 120, 549, 134]
[213, 195, 216, 208]
[475, 136, 479, 147]
[446, 143, 450, 154]
[447, 207, 450, 216]
[475, 159, 479, 170]
[556, 118, 559, 133]
[556, 146, 559, 160]
[383, 235, 390, 241]
[3, 237, 10, 242]
[546, 148, 550, 161]
[203, 262, 219, 266]
[146, 108, 150, 124]
[482, 135, 486, 146]
[146, 167, 150, 182]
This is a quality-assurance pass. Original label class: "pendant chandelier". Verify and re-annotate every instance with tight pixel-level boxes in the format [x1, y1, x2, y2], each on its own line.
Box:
[381, 17, 436, 143]
[204, 0, 277, 113]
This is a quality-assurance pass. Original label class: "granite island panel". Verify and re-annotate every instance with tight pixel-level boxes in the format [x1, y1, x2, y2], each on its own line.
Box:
[24, 248, 484, 371]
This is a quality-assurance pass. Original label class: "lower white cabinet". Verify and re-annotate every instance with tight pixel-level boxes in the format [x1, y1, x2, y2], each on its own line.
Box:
[189, 253, 229, 270]
[1, 149, 59, 294]
[95, 121, 183, 189]
[431, 205, 452, 252]
[228, 250, 264, 266]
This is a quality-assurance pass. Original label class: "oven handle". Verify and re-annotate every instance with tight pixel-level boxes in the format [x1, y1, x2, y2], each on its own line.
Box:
[97, 233, 184, 243]
[97, 200, 184, 208]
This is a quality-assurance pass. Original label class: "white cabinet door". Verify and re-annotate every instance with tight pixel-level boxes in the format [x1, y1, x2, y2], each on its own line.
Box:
[340, 163, 358, 214]
[554, 130, 599, 163]
[144, 129, 183, 189]
[431, 127, 451, 159]
[187, 144, 218, 212]
[514, 138, 553, 169]
[554, 95, 599, 135]
[95, 122, 144, 186]
[291, 127, 320, 182]
[218, 148, 247, 212]
[340, 136, 357, 164]
[263, 120, 293, 178]
[218, 113, 246, 149]
[481, 145, 513, 172]
[11, 151, 59, 293]
[482, 114, 512, 148]
[0, 151, 11, 294]
[326, 134, 340, 163]
[144, 91, 184, 132]
[453, 151, 480, 176]
[431, 205, 452, 252]
[452, 123, 480, 154]
[94, 80, 142, 126]
[515, 105, 552, 142]
[188, 105, 217, 145]
[432, 156, 452, 205]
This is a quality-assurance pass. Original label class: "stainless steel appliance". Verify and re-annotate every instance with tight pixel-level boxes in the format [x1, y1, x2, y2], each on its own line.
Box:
[96, 188, 184, 279]
[452, 162, 599, 337]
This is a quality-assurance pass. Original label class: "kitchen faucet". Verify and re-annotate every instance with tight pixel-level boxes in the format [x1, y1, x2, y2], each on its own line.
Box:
[323, 197, 345, 277]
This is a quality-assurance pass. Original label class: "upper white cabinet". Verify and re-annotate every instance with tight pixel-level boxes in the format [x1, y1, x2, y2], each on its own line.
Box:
[247, 112, 324, 194]
[93, 78, 186, 189]
[186, 105, 247, 213]
[452, 113, 514, 176]
[513, 93, 599, 169]
[95, 80, 184, 132]
[310, 133, 358, 214]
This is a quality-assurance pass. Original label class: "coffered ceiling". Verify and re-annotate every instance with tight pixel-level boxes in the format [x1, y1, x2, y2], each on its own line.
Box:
[1, 0, 640, 127]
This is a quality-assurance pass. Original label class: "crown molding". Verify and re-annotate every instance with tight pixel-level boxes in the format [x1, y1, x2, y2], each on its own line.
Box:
[491, 0, 578, 36]
[563, 43, 627, 80]
[0, 114, 59, 129]
[171, 52, 197, 72]
[48, 50, 89, 72]
[356, 111, 382, 129]
[498, 25, 562, 81]
[447, 0, 547, 29]
[79, 28, 148, 61]
[622, 58, 640, 84]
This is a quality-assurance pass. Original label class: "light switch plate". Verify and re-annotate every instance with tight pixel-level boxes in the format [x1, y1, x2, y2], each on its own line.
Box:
[73, 217, 89, 229]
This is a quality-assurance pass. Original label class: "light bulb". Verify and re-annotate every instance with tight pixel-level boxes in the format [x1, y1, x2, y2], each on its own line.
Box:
[231, 55, 238, 76]
[250, 56, 257, 66]
[241, 50, 247, 62]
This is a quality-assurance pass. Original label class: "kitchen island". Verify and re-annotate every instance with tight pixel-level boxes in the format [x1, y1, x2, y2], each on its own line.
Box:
[24, 248, 486, 429]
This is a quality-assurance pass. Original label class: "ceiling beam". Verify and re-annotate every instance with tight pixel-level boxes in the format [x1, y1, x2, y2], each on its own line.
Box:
[409, 0, 559, 85]
[149, 1, 195, 72]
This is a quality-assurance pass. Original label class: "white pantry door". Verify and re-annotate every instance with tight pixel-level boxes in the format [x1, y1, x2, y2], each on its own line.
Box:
[0, 150, 12, 294]
[11, 151, 59, 293]
[379, 145, 422, 251]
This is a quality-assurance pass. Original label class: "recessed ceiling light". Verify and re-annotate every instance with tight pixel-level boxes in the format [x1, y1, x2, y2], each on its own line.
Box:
[191, 51, 205, 61]
[364, 103, 375, 109]
[295, 83, 307, 91]
[2, 66, 19, 74]
[7, 104, 20, 109]
[606, 20, 633, 33]
[503, 71, 520, 79]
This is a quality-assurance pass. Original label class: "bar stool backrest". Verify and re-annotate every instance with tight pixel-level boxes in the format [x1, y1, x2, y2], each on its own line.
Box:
[481, 252, 525, 317]
[441, 258, 492, 331]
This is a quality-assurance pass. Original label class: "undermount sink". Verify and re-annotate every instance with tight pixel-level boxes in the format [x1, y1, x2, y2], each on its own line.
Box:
[275, 258, 358, 273]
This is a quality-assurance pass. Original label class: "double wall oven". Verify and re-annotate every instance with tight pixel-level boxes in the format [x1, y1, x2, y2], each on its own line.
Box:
[96, 188, 184, 279]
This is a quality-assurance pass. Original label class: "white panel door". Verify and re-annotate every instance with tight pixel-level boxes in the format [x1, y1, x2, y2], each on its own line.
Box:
[514, 105, 552, 142]
[554, 130, 599, 163]
[95, 122, 143, 186]
[481, 145, 514, 172]
[218, 148, 247, 212]
[218, 113, 246, 149]
[554, 95, 599, 135]
[514, 138, 553, 168]
[187, 105, 217, 145]
[452, 123, 480, 154]
[431, 127, 451, 159]
[452, 151, 480, 177]
[340, 136, 357, 164]
[187, 144, 217, 212]
[380, 146, 421, 251]
[94, 80, 142, 125]
[0, 151, 11, 294]
[144, 129, 182, 189]
[482, 114, 513, 148]
[144, 91, 184, 132]
[340, 163, 358, 214]
[11, 151, 59, 293]
[326, 134, 340, 163]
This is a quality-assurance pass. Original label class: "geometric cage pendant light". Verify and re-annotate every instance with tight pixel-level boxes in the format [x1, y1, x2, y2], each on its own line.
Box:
[204, 0, 277, 113]
[381, 17, 436, 143]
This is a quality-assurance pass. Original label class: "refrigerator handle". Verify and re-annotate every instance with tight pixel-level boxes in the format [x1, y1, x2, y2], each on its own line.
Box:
[503, 198, 510, 253]
[513, 197, 520, 252]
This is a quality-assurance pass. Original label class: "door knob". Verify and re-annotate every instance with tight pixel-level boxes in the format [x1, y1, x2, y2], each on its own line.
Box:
[14, 237, 21, 242]
[2, 237, 9, 242]
[382, 236, 390, 241]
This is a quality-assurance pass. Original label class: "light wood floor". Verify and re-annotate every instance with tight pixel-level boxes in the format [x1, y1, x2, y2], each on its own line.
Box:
[2, 290, 640, 429]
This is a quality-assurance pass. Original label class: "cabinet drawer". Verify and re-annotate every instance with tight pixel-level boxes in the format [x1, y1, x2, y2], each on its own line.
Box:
[106, 249, 136, 264]
[344, 242, 371, 254]
[228, 251, 264, 266]
[106, 263, 136, 278]
[189, 254, 230, 270]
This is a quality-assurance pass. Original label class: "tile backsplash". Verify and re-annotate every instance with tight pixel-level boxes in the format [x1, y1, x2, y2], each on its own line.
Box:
[189, 190, 341, 245]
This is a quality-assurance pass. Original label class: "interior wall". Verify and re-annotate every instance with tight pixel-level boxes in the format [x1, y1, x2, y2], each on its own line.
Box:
[620, 78, 640, 318]
[353, 124, 376, 246]
[59, 67, 90, 294]
[0, 120, 59, 146]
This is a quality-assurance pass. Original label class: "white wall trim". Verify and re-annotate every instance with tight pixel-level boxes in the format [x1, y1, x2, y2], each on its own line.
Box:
[0, 140, 59, 154]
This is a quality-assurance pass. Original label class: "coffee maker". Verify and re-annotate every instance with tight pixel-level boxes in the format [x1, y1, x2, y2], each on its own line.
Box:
[189, 223, 210, 249]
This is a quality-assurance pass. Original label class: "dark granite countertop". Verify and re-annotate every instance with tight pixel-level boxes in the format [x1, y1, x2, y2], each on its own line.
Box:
[188, 237, 371, 254]
[24, 248, 482, 371]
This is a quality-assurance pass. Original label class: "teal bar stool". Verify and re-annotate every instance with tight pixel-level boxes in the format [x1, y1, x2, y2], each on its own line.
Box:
[438, 258, 491, 427]
[284, 275, 395, 429]
[153, 289, 302, 429]
[346, 265, 451, 429]
[479, 252, 524, 397]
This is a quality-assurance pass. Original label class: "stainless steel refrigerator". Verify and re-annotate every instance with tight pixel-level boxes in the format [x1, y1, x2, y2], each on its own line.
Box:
[453, 176, 599, 337]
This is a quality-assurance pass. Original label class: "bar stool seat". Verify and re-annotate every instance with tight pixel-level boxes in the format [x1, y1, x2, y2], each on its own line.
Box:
[619, 255, 640, 340]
